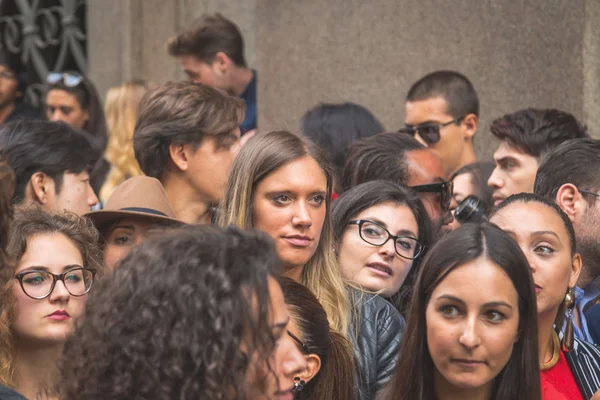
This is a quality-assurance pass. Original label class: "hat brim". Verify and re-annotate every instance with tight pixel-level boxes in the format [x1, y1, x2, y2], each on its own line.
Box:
[84, 209, 183, 232]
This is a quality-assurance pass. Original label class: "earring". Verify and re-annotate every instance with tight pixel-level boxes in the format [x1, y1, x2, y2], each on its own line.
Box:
[562, 289, 575, 352]
[292, 377, 305, 392]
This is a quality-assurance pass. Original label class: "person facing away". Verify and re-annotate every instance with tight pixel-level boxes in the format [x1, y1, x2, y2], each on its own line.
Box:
[0, 120, 99, 216]
[133, 81, 244, 224]
[401, 70, 479, 177]
[487, 108, 588, 206]
[168, 13, 257, 134]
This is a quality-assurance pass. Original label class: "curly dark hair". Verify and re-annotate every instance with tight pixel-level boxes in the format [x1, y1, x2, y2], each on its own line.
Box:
[60, 224, 283, 400]
[0, 160, 14, 385]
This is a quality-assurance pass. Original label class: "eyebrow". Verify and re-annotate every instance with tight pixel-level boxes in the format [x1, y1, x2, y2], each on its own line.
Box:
[436, 294, 513, 309]
[270, 318, 290, 334]
[112, 225, 136, 231]
[502, 229, 560, 241]
[363, 217, 417, 237]
[18, 264, 83, 274]
[406, 120, 443, 127]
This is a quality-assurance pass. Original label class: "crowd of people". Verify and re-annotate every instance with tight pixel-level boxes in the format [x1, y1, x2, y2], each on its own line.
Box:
[0, 11, 599, 400]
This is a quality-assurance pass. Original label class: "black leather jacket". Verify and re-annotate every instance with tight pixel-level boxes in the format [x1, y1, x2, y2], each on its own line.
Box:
[348, 290, 405, 400]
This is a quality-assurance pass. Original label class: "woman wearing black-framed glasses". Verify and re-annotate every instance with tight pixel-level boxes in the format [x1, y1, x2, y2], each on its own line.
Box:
[0, 206, 103, 399]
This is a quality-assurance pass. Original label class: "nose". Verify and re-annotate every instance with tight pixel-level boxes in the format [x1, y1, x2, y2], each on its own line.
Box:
[487, 167, 503, 189]
[458, 318, 481, 349]
[49, 279, 71, 303]
[379, 237, 397, 259]
[291, 202, 312, 228]
[521, 247, 537, 273]
[48, 110, 63, 122]
[87, 184, 99, 207]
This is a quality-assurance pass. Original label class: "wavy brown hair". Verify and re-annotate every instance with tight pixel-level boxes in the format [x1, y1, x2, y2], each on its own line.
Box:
[0, 206, 103, 386]
[60, 225, 281, 399]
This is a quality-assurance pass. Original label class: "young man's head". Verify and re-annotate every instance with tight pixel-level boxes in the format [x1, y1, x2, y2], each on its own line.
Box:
[0, 120, 99, 215]
[534, 138, 600, 286]
[133, 81, 244, 204]
[0, 52, 26, 116]
[403, 70, 479, 176]
[343, 132, 454, 236]
[167, 13, 247, 94]
[488, 108, 588, 205]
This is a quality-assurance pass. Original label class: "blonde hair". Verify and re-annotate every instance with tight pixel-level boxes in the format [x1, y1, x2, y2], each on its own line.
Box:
[219, 130, 350, 334]
[100, 81, 148, 202]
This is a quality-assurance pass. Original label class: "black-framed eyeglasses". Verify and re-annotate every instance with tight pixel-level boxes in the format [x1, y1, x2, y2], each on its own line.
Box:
[398, 116, 466, 145]
[288, 330, 310, 354]
[410, 180, 454, 212]
[14, 266, 96, 300]
[348, 219, 424, 260]
[47, 72, 83, 87]
[579, 189, 600, 200]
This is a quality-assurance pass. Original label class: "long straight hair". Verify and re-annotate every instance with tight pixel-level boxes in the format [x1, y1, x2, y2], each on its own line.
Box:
[219, 130, 350, 334]
[382, 223, 541, 400]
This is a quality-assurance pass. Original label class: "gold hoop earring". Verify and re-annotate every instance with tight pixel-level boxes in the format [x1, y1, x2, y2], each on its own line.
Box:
[562, 289, 575, 352]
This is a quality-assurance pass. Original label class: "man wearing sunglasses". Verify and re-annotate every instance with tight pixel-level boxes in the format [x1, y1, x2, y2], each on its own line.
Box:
[0, 51, 40, 125]
[401, 70, 478, 177]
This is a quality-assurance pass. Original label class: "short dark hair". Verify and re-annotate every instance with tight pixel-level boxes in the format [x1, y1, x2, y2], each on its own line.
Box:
[490, 108, 588, 159]
[133, 81, 244, 179]
[300, 102, 384, 171]
[332, 180, 433, 314]
[0, 120, 98, 203]
[0, 51, 28, 96]
[167, 13, 247, 67]
[60, 225, 282, 399]
[450, 161, 495, 211]
[342, 132, 424, 192]
[406, 70, 479, 118]
[534, 138, 600, 201]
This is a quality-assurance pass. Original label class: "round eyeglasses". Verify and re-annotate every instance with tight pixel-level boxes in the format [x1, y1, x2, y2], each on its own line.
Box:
[14, 266, 96, 300]
[348, 219, 424, 260]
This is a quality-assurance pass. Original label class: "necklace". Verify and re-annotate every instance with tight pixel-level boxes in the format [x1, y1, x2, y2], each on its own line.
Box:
[540, 330, 560, 371]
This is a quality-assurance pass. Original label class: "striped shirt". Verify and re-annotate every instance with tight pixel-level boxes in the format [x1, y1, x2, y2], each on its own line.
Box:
[565, 337, 600, 399]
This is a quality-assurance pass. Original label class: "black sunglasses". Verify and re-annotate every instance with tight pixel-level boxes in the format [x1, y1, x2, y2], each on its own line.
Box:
[410, 181, 453, 211]
[399, 116, 465, 144]
[47, 72, 84, 87]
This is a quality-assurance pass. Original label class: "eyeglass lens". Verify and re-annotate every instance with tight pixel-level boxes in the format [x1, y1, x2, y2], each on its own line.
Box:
[20, 269, 94, 299]
[47, 72, 83, 87]
[359, 221, 420, 259]
[416, 125, 441, 144]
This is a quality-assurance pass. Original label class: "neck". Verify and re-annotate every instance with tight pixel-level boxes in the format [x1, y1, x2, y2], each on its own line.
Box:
[434, 369, 492, 400]
[13, 340, 62, 399]
[283, 265, 304, 283]
[0, 101, 16, 124]
[538, 308, 559, 366]
[229, 66, 254, 97]
[451, 145, 477, 176]
[162, 174, 212, 224]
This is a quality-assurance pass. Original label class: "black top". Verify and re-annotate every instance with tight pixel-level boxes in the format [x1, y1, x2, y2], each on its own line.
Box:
[0, 384, 26, 400]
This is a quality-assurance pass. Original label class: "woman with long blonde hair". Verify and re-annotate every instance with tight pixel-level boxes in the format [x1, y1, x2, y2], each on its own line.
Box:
[219, 130, 404, 400]
[100, 81, 148, 203]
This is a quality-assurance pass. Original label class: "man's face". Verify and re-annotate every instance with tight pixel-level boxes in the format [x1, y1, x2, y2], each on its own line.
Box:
[488, 141, 538, 206]
[405, 96, 472, 176]
[406, 149, 454, 234]
[51, 171, 99, 215]
[0, 64, 18, 109]
[186, 129, 241, 203]
[177, 54, 228, 92]
[575, 193, 600, 282]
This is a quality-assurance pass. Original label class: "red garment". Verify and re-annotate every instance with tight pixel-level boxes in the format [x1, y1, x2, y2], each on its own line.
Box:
[540, 351, 584, 400]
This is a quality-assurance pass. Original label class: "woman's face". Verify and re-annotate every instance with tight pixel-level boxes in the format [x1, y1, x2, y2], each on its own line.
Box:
[11, 233, 88, 344]
[338, 202, 419, 297]
[449, 172, 476, 231]
[103, 217, 156, 272]
[46, 89, 88, 129]
[253, 156, 328, 271]
[490, 202, 580, 318]
[426, 257, 520, 394]
[244, 277, 307, 400]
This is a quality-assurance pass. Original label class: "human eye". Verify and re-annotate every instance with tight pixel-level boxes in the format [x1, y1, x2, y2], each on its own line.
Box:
[60, 106, 72, 115]
[64, 271, 83, 283]
[272, 194, 291, 205]
[534, 243, 555, 255]
[397, 238, 414, 251]
[439, 304, 461, 318]
[309, 194, 326, 206]
[484, 310, 506, 323]
[109, 230, 133, 246]
[23, 272, 48, 285]
[361, 222, 385, 238]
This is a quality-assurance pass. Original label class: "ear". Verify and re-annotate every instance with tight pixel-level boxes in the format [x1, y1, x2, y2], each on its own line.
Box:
[555, 183, 585, 224]
[213, 51, 231, 74]
[462, 113, 478, 141]
[297, 354, 321, 384]
[28, 172, 56, 206]
[82, 108, 89, 123]
[569, 253, 583, 288]
[168, 143, 190, 172]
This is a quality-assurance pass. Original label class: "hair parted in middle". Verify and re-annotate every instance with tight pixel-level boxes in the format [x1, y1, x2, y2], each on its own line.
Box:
[133, 81, 244, 180]
[218, 130, 350, 335]
[59, 224, 282, 400]
[382, 222, 541, 400]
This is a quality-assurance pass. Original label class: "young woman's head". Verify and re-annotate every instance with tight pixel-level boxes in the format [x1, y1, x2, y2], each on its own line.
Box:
[100, 80, 149, 202]
[0, 206, 102, 385]
[219, 130, 349, 333]
[489, 193, 581, 323]
[384, 223, 540, 400]
[332, 181, 432, 305]
[280, 277, 354, 400]
[45, 72, 107, 148]
[60, 225, 306, 400]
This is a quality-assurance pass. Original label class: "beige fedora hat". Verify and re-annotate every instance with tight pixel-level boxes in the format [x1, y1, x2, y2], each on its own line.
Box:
[85, 176, 182, 230]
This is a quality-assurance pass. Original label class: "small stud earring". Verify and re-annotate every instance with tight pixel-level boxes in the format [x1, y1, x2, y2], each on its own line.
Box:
[292, 376, 305, 392]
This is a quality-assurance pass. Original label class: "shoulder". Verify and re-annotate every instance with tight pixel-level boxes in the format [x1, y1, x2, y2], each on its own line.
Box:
[572, 337, 600, 362]
[0, 384, 27, 400]
[352, 290, 406, 333]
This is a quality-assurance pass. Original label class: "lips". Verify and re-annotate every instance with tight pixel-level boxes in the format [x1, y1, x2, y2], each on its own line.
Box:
[283, 235, 312, 247]
[534, 284, 542, 293]
[493, 195, 504, 206]
[452, 358, 485, 367]
[46, 310, 70, 320]
[367, 262, 393, 277]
